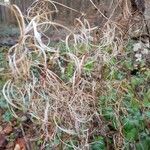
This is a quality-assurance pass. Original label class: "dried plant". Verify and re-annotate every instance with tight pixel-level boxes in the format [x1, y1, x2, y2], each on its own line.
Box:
[1, 0, 149, 149]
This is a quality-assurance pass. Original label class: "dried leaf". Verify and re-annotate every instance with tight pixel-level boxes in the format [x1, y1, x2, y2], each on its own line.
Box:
[0, 134, 7, 149]
[14, 144, 21, 150]
[3, 124, 13, 134]
[14, 138, 26, 150]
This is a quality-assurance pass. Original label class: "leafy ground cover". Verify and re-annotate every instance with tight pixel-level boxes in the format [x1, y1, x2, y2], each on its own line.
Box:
[0, 39, 149, 149]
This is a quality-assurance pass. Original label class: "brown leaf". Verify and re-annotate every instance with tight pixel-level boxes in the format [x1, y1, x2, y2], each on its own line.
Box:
[5, 141, 14, 150]
[0, 134, 7, 149]
[14, 138, 26, 150]
[3, 124, 13, 135]
[14, 144, 21, 150]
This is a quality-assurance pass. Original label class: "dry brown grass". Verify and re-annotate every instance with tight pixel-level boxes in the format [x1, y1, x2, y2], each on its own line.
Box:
[1, 0, 149, 149]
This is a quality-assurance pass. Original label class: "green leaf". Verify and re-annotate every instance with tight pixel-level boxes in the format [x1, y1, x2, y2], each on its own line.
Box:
[143, 89, 150, 101]
[125, 128, 138, 141]
[102, 107, 114, 120]
[136, 137, 150, 150]
[0, 98, 7, 109]
[125, 40, 134, 52]
[123, 60, 133, 70]
[65, 62, 74, 79]
[109, 69, 125, 80]
[143, 100, 150, 108]
[109, 57, 116, 65]
[144, 70, 150, 77]
[131, 99, 140, 109]
[91, 136, 106, 150]
[123, 118, 135, 131]
[131, 77, 144, 88]
[2, 111, 13, 122]
[145, 111, 150, 118]
[84, 60, 94, 72]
